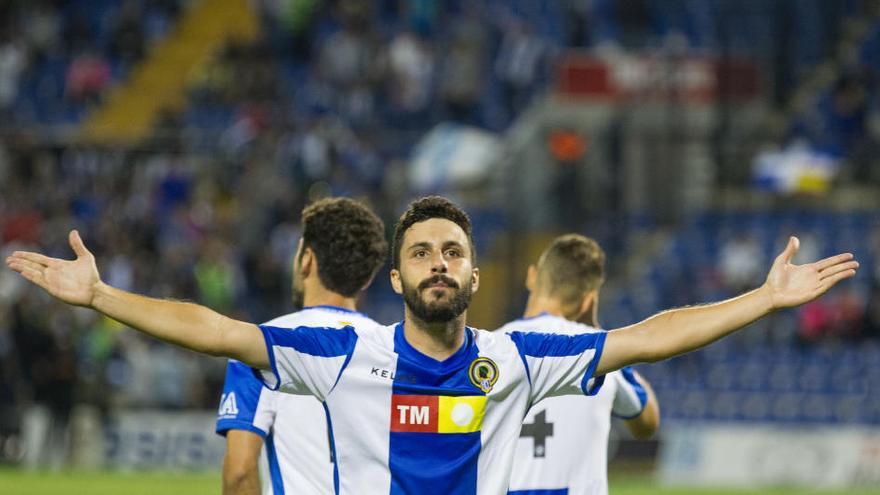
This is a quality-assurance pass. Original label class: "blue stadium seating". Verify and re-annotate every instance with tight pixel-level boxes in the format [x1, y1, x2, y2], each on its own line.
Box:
[614, 210, 880, 425]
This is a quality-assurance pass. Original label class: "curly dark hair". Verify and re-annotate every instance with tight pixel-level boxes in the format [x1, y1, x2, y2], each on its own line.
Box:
[392, 196, 475, 269]
[300, 197, 387, 297]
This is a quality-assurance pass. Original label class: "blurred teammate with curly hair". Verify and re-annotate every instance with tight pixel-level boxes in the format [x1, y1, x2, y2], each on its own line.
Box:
[216, 197, 386, 495]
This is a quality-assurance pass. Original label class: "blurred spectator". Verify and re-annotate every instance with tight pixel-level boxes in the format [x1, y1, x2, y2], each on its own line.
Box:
[222, 104, 273, 156]
[65, 49, 111, 104]
[153, 0, 182, 18]
[547, 129, 589, 230]
[194, 237, 240, 313]
[799, 287, 867, 344]
[612, 0, 654, 48]
[317, 24, 375, 91]
[143, 0, 180, 43]
[0, 34, 25, 115]
[151, 346, 199, 409]
[400, 0, 439, 36]
[231, 43, 279, 103]
[2, 206, 42, 246]
[243, 243, 289, 318]
[23, 1, 62, 60]
[13, 294, 77, 470]
[109, 1, 146, 66]
[439, 16, 486, 125]
[719, 234, 764, 292]
[563, 0, 595, 47]
[63, 13, 94, 55]
[833, 286, 866, 339]
[105, 253, 135, 293]
[863, 283, 880, 339]
[826, 74, 869, 156]
[790, 232, 821, 265]
[297, 118, 333, 181]
[315, 16, 382, 125]
[0, 303, 17, 431]
[495, 21, 547, 120]
[788, 73, 873, 180]
[386, 30, 434, 124]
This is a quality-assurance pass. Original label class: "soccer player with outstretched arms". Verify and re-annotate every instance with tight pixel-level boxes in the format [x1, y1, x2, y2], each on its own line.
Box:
[215, 198, 387, 495]
[501, 234, 659, 495]
[6, 196, 858, 495]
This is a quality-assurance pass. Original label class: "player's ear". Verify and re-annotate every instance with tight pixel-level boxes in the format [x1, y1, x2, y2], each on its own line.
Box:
[525, 265, 537, 292]
[390, 268, 403, 294]
[291, 238, 304, 275]
[359, 271, 379, 293]
[300, 247, 315, 278]
[577, 289, 598, 322]
[471, 267, 479, 293]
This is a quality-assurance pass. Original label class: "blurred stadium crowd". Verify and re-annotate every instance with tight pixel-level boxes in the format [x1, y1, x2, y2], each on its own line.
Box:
[1, 0, 880, 470]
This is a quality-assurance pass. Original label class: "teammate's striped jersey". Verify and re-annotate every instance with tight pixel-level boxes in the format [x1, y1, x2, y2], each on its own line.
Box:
[216, 306, 379, 495]
[256, 319, 607, 495]
[500, 313, 648, 495]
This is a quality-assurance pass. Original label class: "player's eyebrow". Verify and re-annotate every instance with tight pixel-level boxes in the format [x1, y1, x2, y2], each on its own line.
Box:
[407, 241, 433, 252]
[442, 240, 465, 252]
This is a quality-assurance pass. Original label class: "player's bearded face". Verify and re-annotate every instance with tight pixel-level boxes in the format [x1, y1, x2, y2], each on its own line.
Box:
[402, 272, 473, 323]
[396, 218, 478, 323]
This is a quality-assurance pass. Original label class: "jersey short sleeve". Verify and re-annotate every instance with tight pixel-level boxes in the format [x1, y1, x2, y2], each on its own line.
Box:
[610, 367, 649, 419]
[216, 360, 276, 438]
[507, 331, 607, 405]
[258, 324, 359, 401]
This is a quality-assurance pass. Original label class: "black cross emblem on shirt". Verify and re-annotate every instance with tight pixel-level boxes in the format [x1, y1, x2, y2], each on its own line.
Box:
[520, 409, 554, 458]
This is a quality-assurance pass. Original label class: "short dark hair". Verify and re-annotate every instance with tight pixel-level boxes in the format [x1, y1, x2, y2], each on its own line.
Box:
[392, 196, 475, 269]
[536, 234, 605, 309]
[301, 197, 387, 297]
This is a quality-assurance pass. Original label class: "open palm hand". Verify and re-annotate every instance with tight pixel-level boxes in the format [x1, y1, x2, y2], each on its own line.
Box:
[5, 230, 101, 307]
[765, 236, 859, 310]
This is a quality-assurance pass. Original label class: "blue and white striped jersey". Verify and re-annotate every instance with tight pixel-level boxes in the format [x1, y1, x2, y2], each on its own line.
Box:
[500, 314, 648, 495]
[216, 306, 379, 495]
[257, 320, 606, 495]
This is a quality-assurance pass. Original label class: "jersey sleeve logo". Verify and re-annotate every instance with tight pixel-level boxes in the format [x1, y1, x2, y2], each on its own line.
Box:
[390, 395, 486, 433]
[468, 357, 499, 393]
[218, 392, 239, 417]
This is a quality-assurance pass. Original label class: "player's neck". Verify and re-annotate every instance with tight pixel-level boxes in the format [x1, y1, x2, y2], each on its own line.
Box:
[523, 295, 567, 319]
[302, 283, 358, 311]
[402, 308, 467, 362]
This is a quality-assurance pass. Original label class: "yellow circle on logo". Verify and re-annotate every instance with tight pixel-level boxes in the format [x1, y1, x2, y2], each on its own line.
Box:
[468, 357, 499, 393]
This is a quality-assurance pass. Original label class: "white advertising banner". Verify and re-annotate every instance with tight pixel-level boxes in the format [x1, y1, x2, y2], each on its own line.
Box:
[659, 423, 880, 489]
[104, 411, 224, 470]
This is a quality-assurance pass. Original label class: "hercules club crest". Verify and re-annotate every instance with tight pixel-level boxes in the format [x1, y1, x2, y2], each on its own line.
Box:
[468, 357, 499, 393]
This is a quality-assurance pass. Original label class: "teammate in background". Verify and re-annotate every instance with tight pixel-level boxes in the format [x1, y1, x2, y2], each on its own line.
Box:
[501, 234, 659, 495]
[216, 198, 387, 494]
[5, 196, 859, 495]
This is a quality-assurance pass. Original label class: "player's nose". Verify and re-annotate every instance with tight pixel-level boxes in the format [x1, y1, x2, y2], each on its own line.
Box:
[430, 253, 448, 273]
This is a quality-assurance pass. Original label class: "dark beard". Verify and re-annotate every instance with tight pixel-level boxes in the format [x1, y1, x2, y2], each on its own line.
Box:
[291, 286, 304, 311]
[403, 275, 472, 323]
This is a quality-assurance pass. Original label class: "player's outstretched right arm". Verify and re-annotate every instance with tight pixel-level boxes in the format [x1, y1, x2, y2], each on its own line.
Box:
[5, 230, 268, 369]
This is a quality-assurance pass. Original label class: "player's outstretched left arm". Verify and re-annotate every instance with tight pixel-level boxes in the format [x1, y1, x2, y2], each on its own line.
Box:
[6, 230, 269, 368]
[596, 236, 858, 375]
